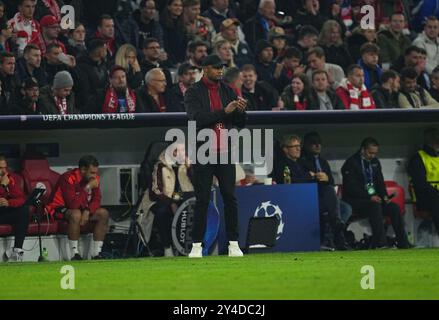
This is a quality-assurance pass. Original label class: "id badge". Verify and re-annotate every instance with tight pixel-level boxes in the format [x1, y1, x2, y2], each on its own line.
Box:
[366, 183, 376, 195]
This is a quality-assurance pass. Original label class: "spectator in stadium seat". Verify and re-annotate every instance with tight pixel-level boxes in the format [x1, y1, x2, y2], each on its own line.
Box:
[293, 0, 326, 32]
[336, 64, 376, 110]
[186, 40, 209, 79]
[212, 18, 253, 68]
[223, 66, 243, 96]
[11, 77, 40, 115]
[168, 62, 197, 112]
[391, 45, 423, 73]
[46, 155, 109, 260]
[243, 0, 277, 52]
[140, 38, 173, 89]
[91, 65, 142, 114]
[34, 0, 63, 22]
[136, 68, 169, 112]
[160, 0, 186, 64]
[377, 13, 411, 67]
[408, 127, 439, 239]
[306, 46, 345, 91]
[0, 154, 29, 262]
[358, 43, 382, 90]
[241, 63, 279, 110]
[341, 137, 410, 249]
[42, 43, 76, 86]
[347, 26, 377, 62]
[115, 44, 143, 90]
[268, 26, 287, 61]
[275, 47, 306, 93]
[202, 0, 238, 32]
[300, 131, 349, 250]
[292, 25, 319, 65]
[8, 0, 41, 56]
[398, 67, 439, 109]
[309, 70, 345, 110]
[411, 0, 439, 32]
[147, 143, 194, 257]
[254, 39, 280, 90]
[183, 0, 215, 45]
[65, 22, 87, 58]
[94, 14, 122, 59]
[416, 48, 432, 91]
[39, 15, 66, 55]
[16, 44, 47, 87]
[0, 52, 20, 112]
[318, 20, 353, 72]
[371, 70, 401, 109]
[39, 70, 78, 114]
[430, 67, 439, 101]
[280, 74, 312, 110]
[0, 18, 15, 53]
[129, 0, 164, 49]
[213, 39, 235, 68]
[75, 38, 110, 109]
[412, 16, 439, 74]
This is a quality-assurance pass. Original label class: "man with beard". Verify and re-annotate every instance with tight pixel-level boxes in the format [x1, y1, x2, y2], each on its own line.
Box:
[187, 40, 209, 81]
[91, 65, 142, 114]
[185, 54, 247, 258]
[46, 155, 109, 260]
[141, 37, 173, 88]
[11, 77, 40, 115]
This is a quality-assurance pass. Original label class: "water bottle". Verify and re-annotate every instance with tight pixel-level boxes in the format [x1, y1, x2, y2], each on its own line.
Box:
[283, 166, 291, 184]
[42, 247, 49, 261]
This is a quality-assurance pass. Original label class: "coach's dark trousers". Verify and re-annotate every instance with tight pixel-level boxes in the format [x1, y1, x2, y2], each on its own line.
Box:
[192, 161, 238, 243]
[348, 199, 408, 248]
[0, 206, 29, 248]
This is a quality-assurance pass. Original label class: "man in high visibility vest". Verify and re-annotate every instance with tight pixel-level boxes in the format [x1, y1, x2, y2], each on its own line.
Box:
[408, 127, 439, 235]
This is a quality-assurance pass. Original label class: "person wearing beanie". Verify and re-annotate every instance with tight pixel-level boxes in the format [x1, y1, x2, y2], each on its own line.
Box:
[39, 70, 78, 114]
[11, 77, 41, 115]
[254, 39, 283, 93]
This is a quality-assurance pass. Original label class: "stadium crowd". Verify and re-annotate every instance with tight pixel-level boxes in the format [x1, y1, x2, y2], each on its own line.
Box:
[0, 0, 438, 115]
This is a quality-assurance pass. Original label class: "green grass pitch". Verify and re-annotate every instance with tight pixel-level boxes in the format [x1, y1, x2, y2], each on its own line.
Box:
[1, 249, 438, 300]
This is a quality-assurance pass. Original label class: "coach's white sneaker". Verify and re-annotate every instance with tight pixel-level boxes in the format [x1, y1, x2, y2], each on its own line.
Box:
[3, 248, 24, 262]
[228, 241, 244, 257]
[188, 243, 203, 258]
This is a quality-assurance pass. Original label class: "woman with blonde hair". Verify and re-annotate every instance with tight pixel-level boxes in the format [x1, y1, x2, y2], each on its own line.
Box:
[318, 20, 352, 72]
[213, 39, 236, 68]
[115, 44, 143, 89]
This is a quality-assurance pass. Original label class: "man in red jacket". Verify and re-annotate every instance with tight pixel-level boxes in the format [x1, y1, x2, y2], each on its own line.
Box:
[46, 155, 109, 260]
[0, 155, 29, 262]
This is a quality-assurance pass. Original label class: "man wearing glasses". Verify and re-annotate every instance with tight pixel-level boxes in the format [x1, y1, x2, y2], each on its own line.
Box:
[141, 38, 172, 88]
[185, 54, 247, 258]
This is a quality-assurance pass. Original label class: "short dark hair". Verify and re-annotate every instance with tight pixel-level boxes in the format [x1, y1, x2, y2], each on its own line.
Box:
[303, 132, 322, 148]
[347, 64, 362, 76]
[391, 12, 405, 20]
[143, 37, 160, 49]
[46, 43, 62, 53]
[0, 154, 6, 162]
[381, 70, 399, 84]
[424, 127, 439, 146]
[87, 38, 106, 54]
[79, 155, 99, 169]
[283, 47, 303, 60]
[0, 52, 15, 64]
[400, 67, 418, 81]
[298, 25, 319, 40]
[183, 0, 200, 7]
[361, 137, 379, 149]
[98, 14, 113, 27]
[404, 45, 423, 57]
[360, 43, 380, 56]
[24, 44, 40, 56]
[187, 40, 208, 53]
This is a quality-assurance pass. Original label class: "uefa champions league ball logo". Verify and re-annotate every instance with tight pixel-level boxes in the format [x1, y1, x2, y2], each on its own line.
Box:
[254, 201, 285, 240]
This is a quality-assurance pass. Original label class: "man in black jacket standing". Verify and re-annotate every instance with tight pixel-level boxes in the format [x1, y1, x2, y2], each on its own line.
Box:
[185, 54, 247, 258]
[341, 137, 409, 249]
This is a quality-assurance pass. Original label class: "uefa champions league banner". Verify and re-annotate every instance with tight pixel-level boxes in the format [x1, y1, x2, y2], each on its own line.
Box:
[216, 184, 321, 253]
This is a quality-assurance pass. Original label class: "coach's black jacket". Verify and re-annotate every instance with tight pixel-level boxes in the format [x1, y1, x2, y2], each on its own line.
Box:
[185, 80, 247, 130]
[341, 151, 388, 202]
[300, 153, 335, 186]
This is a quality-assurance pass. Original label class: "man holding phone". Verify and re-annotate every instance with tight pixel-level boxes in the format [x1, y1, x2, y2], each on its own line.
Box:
[341, 137, 410, 249]
[185, 54, 247, 258]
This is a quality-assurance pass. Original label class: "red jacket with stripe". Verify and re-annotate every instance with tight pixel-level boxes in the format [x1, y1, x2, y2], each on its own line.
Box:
[45, 168, 101, 216]
[0, 172, 26, 208]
